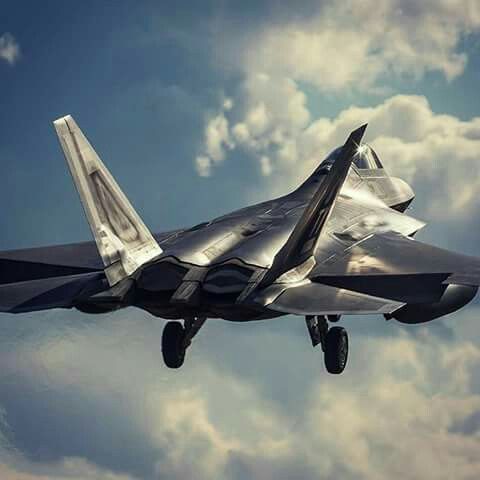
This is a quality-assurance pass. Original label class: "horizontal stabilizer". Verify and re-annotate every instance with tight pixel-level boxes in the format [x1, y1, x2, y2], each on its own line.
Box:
[54, 115, 162, 285]
[0, 272, 103, 313]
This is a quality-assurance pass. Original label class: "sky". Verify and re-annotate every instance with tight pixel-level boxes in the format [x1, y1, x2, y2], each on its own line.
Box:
[1, 1, 480, 478]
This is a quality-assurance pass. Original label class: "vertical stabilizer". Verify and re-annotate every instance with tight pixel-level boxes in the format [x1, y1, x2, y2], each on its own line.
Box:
[258, 124, 368, 288]
[54, 115, 162, 286]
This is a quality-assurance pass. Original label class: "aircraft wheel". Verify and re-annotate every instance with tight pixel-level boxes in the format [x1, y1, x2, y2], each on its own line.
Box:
[162, 321, 186, 369]
[324, 326, 348, 374]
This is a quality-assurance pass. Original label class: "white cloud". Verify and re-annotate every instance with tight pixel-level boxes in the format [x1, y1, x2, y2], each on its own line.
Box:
[195, 155, 212, 177]
[0, 458, 136, 480]
[0, 33, 20, 66]
[1, 311, 480, 479]
[259, 156, 272, 176]
[299, 94, 480, 219]
[241, 0, 480, 92]
[195, 98, 235, 176]
[196, 1, 480, 204]
[195, 74, 310, 177]
[301, 333, 480, 479]
[204, 113, 233, 163]
[196, 85, 480, 219]
[223, 97, 233, 111]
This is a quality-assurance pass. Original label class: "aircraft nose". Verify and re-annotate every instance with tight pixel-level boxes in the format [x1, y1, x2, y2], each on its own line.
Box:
[390, 177, 415, 212]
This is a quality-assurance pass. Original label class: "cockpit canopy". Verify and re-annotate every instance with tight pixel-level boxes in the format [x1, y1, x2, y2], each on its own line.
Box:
[318, 143, 383, 173]
[353, 144, 383, 169]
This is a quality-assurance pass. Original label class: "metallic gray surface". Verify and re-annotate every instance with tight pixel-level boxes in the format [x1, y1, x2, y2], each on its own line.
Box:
[1, 124, 479, 324]
[389, 284, 479, 324]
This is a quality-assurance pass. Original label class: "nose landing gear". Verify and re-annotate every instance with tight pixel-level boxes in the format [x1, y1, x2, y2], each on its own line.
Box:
[305, 315, 348, 374]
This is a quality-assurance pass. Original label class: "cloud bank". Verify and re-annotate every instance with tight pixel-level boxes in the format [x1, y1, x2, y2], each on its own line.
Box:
[194, 0, 480, 221]
[0, 310, 480, 479]
[197, 84, 480, 220]
[239, 0, 480, 92]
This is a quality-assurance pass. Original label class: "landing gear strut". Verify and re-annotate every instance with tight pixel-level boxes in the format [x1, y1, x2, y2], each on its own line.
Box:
[162, 316, 206, 369]
[305, 315, 348, 374]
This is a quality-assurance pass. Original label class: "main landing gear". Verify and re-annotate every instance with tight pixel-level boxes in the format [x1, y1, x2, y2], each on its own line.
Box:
[305, 315, 348, 374]
[162, 316, 206, 368]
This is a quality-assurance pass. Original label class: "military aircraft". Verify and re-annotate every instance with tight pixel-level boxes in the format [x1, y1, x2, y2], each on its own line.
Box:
[1, 116, 479, 374]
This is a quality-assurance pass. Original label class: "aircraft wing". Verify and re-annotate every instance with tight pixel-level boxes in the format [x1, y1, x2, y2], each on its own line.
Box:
[258, 232, 480, 316]
[0, 230, 185, 314]
[312, 232, 480, 286]
[0, 272, 105, 313]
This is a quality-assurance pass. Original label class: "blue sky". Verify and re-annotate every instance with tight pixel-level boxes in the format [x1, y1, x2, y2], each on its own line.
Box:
[2, 1, 480, 479]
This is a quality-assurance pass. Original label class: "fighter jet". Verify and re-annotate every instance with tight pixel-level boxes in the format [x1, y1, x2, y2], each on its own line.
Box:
[1, 116, 479, 374]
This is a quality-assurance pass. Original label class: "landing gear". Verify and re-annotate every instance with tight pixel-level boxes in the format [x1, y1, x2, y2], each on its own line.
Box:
[162, 322, 186, 368]
[305, 315, 348, 374]
[324, 326, 348, 374]
[161, 316, 206, 369]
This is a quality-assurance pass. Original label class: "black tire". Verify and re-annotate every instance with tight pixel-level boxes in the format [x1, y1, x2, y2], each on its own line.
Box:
[324, 326, 348, 374]
[162, 321, 186, 369]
